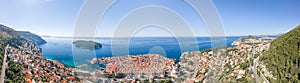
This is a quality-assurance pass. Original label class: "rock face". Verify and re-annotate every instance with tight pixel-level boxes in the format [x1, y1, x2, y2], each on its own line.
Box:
[72, 40, 102, 49]
[17, 31, 47, 45]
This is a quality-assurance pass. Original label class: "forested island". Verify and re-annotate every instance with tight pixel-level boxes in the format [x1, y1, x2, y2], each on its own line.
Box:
[72, 40, 102, 49]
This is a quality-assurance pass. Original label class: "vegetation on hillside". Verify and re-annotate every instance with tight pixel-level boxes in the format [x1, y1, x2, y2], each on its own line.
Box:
[0, 24, 34, 82]
[0, 24, 46, 45]
[260, 25, 300, 82]
[0, 37, 26, 82]
[18, 31, 47, 45]
[73, 40, 102, 49]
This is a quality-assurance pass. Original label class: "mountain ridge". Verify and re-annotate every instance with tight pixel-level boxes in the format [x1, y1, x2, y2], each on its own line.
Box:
[17, 31, 46, 45]
[0, 24, 46, 45]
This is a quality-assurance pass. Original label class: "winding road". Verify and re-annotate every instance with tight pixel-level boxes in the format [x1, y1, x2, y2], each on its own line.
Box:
[0, 44, 9, 83]
[253, 56, 260, 83]
[253, 56, 269, 83]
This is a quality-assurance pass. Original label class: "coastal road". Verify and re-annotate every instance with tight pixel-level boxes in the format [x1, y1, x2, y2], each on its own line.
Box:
[253, 56, 260, 83]
[253, 56, 270, 83]
[260, 70, 270, 83]
[0, 44, 9, 83]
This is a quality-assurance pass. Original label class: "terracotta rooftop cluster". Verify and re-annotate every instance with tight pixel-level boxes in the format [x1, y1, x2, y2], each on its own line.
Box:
[98, 54, 175, 74]
[7, 43, 81, 83]
[179, 37, 274, 82]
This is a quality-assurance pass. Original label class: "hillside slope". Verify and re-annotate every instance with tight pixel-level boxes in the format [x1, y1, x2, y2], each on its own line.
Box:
[0, 24, 46, 82]
[0, 24, 46, 45]
[0, 24, 20, 38]
[18, 31, 46, 45]
[260, 25, 300, 82]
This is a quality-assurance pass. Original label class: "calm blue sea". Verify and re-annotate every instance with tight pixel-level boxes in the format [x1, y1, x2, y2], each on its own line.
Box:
[39, 37, 241, 67]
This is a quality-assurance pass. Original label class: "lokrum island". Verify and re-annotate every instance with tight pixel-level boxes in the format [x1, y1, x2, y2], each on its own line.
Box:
[72, 40, 102, 49]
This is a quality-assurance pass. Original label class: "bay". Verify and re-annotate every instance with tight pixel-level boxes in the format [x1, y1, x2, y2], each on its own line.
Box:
[39, 37, 240, 67]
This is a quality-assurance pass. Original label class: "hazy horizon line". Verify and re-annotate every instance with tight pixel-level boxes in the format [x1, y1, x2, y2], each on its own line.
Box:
[41, 34, 281, 38]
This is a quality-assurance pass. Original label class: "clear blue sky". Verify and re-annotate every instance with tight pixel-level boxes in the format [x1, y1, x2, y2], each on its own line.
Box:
[0, 0, 299, 37]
